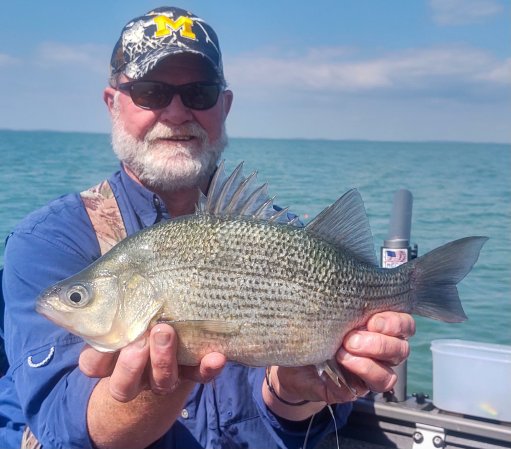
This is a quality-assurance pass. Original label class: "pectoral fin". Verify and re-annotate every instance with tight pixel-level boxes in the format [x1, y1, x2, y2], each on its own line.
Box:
[156, 319, 241, 365]
[158, 319, 241, 338]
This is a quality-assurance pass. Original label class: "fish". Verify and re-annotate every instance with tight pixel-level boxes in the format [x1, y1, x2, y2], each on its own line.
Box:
[36, 161, 487, 387]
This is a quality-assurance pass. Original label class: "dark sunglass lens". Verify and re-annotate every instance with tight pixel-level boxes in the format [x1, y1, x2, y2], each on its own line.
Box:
[130, 82, 173, 110]
[181, 83, 220, 110]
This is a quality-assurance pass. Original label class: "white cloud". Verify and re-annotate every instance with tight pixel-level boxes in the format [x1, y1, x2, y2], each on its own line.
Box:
[35, 42, 110, 74]
[479, 58, 511, 84]
[429, 0, 504, 26]
[226, 45, 510, 100]
[0, 53, 19, 66]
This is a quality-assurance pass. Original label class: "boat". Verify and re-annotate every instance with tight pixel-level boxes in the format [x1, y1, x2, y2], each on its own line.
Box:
[322, 391, 511, 448]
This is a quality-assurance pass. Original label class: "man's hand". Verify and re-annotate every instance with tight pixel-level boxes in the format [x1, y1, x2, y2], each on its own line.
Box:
[339, 311, 415, 394]
[266, 312, 415, 412]
[79, 323, 227, 402]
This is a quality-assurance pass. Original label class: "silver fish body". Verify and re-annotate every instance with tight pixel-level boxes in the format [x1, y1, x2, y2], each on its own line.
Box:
[36, 163, 487, 370]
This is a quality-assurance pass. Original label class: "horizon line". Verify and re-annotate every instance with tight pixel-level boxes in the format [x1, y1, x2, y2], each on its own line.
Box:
[1, 127, 509, 147]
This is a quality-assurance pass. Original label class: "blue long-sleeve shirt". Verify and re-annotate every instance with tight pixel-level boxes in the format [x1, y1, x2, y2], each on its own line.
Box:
[0, 166, 351, 449]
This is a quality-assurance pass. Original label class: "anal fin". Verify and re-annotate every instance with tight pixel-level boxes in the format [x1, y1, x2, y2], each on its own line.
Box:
[316, 359, 358, 398]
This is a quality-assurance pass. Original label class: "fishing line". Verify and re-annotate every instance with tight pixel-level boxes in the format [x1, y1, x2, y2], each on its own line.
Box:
[327, 404, 340, 449]
[301, 405, 340, 449]
[302, 412, 315, 449]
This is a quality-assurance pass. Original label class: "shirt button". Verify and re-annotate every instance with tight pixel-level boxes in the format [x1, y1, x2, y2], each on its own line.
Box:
[181, 409, 189, 419]
[153, 196, 161, 207]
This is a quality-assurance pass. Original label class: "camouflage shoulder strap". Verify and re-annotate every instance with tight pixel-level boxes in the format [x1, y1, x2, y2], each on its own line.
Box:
[20, 428, 41, 449]
[21, 180, 127, 449]
[80, 179, 127, 255]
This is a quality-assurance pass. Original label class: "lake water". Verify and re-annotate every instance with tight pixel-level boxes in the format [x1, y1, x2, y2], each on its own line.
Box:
[1, 130, 509, 395]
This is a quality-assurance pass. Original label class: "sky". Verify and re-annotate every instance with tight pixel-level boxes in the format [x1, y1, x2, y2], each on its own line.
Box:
[0, 0, 509, 143]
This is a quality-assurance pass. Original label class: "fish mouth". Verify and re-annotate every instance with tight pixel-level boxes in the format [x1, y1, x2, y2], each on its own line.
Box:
[35, 295, 59, 319]
[35, 286, 60, 314]
[35, 300, 48, 314]
[35, 296, 86, 336]
[35, 285, 69, 321]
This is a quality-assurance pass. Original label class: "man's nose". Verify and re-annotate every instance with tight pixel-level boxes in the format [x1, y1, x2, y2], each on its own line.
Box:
[159, 93, 193, 125]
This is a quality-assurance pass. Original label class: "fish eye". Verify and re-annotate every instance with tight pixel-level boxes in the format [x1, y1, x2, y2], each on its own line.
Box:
[69, 292, 81, 303]
[65, 284, 91, 307]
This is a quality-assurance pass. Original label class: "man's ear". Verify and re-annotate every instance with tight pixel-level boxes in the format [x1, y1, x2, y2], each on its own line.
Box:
[222, 90, 234, 118]
[103, 86, 117, 115]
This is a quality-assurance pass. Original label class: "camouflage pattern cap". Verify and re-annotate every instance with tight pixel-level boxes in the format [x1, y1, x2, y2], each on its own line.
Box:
[110, 7, 224, 86]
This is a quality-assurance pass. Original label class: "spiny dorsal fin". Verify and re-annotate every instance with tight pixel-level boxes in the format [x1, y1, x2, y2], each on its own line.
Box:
[198, 161, 299, 225]
[305, 189, 377, 265]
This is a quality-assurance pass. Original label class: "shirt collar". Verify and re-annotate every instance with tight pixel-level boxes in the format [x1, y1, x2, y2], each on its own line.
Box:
[119, 165, 170, 227]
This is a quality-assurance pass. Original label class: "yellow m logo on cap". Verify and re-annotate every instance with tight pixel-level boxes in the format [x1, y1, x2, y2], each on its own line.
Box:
[153, 15, 197, 40]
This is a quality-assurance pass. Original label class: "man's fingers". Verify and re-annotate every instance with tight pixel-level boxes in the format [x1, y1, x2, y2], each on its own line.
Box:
[343, 330, 410, 365]
[366, 312, 416, 339]
[80, 325, 226, 403]
[108, 336, 150, 402]
[341, 312, 414, 365]
[271, 313, 416, 405]
[180, 352, 227, 383]
[79, 345, 118, 378]
[337, 349, 397, 393]
[149, 324, 179, 395]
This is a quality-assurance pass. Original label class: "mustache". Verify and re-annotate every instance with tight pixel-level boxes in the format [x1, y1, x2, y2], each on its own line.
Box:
[145, 122, 208, 143]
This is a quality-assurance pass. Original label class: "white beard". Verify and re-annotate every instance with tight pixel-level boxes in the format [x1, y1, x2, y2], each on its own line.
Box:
[111, 101, 227, 193]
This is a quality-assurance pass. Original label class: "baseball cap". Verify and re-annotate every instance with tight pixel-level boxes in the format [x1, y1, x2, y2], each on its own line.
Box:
[110, 7, 224, 86]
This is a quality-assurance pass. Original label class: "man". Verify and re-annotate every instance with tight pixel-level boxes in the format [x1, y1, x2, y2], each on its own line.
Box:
[0, 7, 414, 449]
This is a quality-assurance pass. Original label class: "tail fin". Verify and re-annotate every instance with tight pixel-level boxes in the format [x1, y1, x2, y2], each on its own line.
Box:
[411, 236, 488, 323]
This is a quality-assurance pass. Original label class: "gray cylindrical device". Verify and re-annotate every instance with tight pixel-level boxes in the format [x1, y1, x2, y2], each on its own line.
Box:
[381, 189, 414, 402]
[384, 188, 413, 247]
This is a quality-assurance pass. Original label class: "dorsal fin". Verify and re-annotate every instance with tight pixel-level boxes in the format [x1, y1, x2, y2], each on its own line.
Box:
[305, 189, 377, 265]
[198, 161, 299, 225]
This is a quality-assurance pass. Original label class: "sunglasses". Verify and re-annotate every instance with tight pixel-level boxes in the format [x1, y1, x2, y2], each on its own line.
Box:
[117, 80, 222, 111]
